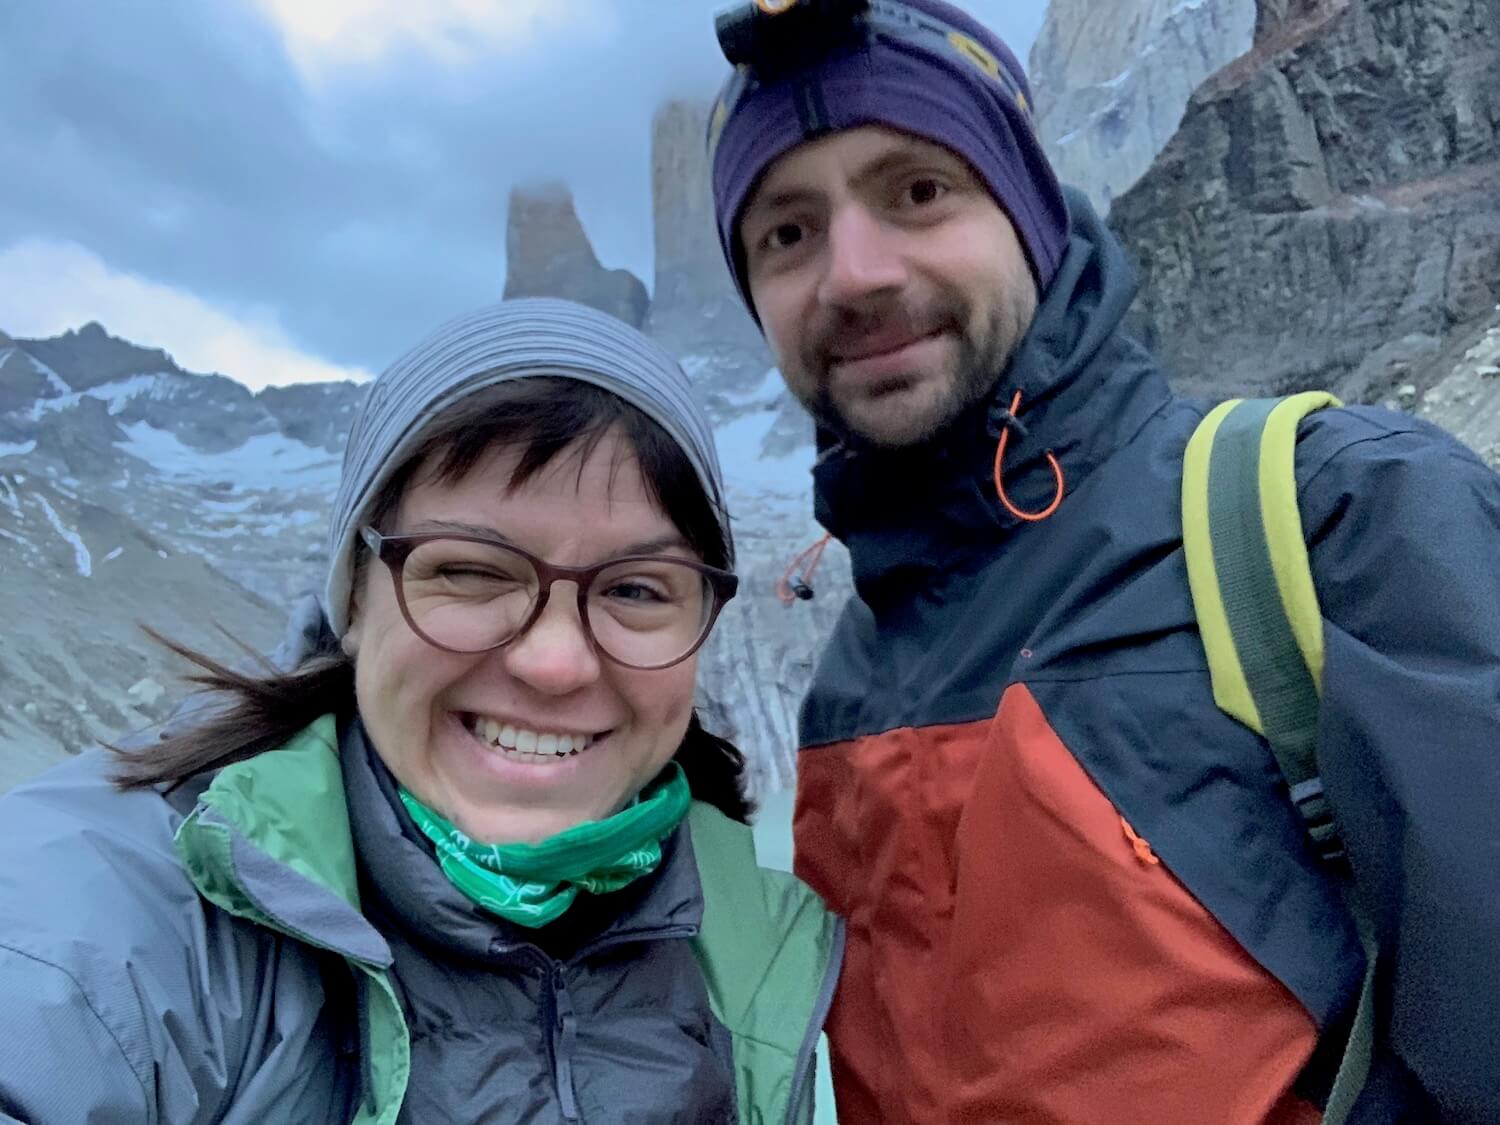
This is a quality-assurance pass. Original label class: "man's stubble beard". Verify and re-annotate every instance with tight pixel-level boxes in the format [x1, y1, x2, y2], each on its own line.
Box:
[800, 282, 1038, 450]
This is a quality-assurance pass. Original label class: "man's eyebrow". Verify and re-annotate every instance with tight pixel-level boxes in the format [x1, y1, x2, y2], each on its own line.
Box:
[847, 147, 966, 192]
[744, 184, 822, 218]
[748, 145, 969, 217]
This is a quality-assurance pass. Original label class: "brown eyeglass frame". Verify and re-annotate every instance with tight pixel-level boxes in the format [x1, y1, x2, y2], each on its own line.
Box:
[360, 526, 739, 671]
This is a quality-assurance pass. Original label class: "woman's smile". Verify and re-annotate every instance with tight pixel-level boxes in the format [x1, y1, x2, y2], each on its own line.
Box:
[463, 712, 602, 757]
[347, 431, 700, 844]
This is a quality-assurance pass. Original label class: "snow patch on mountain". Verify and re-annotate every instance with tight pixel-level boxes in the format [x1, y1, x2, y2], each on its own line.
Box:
[26, 353, 72, 396]
[720, 367, 784, 408]
[90, 373, 172, 415]
[120, 421, 341, 492]
[710, 367, 815, 501]
[718, 410, 814, 497]
[32, 494, 92, 576]
[19, 371, 177, 421]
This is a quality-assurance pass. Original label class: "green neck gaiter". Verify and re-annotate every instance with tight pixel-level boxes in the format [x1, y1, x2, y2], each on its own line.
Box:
[398, 763, 692, 929]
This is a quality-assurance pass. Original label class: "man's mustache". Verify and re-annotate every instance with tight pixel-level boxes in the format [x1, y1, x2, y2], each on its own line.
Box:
[808, 300, 962, 367]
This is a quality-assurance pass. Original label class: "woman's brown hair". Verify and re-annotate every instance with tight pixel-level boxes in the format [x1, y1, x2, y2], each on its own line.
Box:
[111, 377, 753, 822]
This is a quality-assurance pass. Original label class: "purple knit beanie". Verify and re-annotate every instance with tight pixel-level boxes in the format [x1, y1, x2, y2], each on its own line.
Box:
[709, 0, 1070, 314]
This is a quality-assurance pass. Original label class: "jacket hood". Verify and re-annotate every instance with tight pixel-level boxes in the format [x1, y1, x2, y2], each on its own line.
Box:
[811, 188, 1172, 606]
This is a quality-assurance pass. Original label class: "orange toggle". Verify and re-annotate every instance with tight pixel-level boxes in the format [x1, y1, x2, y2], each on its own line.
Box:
[993, 389, 1064, 522]
[1120, 817, 1161, 867]
[776, 532, 833, 605]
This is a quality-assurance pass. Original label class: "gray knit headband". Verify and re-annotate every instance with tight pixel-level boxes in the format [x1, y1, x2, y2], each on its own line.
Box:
[324, 297, 729, 636]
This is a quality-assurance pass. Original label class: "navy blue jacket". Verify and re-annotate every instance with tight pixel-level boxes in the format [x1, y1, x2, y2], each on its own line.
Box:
[792, 190, 1500, 1123]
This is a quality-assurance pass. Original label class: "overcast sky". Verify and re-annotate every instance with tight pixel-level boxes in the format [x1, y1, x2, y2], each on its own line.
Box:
[0, 0, 1049, 388]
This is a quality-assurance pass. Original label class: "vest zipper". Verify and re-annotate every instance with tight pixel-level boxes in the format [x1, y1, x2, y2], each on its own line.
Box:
[549, 964, 581, 1122]
[504, 928, 697, 1123]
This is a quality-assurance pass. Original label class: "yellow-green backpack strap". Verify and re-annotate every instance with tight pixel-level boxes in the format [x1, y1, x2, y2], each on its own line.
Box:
[1182, 391, 1343, 858]
[1183, 392, 1377, 1125]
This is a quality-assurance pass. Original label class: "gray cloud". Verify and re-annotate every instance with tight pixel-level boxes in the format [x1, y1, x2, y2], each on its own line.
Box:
[0, 0, 1047, 376]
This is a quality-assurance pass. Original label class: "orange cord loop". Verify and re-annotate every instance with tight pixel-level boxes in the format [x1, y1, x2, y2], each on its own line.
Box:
[993, 389, 1065, 522]
[776, 390, 1060, 605]
[776, 532, 833, 605]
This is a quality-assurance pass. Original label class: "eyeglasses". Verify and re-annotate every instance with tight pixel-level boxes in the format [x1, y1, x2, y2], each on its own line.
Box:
[360, 527, 739, 671]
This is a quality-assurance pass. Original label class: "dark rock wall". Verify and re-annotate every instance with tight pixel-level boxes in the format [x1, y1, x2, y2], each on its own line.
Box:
[1109, 0, 1500, 401]
[257, 381, 366, 453]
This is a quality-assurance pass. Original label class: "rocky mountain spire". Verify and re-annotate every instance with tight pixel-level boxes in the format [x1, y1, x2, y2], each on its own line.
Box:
[643, 100, 770, 394]
[502, 182, 649, 328]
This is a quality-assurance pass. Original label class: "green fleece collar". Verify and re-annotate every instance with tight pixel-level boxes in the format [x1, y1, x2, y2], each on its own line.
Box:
[194, 714, 359, 906]
[173, 714, 393, 969]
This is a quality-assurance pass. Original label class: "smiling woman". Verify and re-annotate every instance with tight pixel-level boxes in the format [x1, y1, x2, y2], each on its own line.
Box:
[0, 298, 842, 1125]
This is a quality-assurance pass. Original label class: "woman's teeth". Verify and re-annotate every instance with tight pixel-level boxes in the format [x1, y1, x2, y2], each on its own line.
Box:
[468, 716, 594, 757]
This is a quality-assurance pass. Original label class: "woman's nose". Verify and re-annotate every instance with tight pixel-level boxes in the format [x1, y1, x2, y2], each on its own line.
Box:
[499, 588, 602, 695]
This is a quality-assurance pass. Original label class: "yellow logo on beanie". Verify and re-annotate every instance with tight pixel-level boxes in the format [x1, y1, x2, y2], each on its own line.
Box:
[947, 30, 1033, 118]
[706, 67, 750, 164]
[709, 97, 729, 152]
[947, 30, 999, 78]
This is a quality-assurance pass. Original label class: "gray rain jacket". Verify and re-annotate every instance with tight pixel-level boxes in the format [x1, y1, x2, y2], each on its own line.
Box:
[0, 699, 841, 1123]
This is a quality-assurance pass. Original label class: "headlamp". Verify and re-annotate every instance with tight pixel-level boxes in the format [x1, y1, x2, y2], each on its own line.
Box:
[714, 0, 870, 77]
[709, 0, 1030, 157]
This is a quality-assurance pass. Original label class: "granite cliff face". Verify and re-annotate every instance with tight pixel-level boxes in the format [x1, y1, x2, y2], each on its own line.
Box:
[1109, 0, 1500, 401]
[502, 183, 650, 328]
[643, 101, 782, 395]
[1029, 0, 1255, 212]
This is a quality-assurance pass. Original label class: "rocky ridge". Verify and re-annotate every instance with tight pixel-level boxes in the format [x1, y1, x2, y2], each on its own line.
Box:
[0, 338, 348, 791]
[1108, 0, 1500, 402]
[642, 102, 770, 391]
